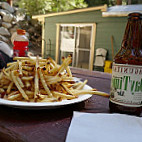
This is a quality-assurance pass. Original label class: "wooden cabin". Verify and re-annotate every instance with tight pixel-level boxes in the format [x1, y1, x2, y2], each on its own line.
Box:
[32, 4, 142, 71]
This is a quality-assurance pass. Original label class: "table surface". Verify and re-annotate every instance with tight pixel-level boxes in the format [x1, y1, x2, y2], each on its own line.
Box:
[0, 68, 111, 142]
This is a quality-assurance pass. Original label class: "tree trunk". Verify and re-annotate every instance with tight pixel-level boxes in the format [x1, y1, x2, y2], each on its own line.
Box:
[116, 0, 122, 5]
[127, 0, 131, 5]
[7, 0, 13, 7]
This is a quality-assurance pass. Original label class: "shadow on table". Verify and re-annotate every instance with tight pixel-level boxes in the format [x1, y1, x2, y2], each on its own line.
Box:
[0, 124, 28, 142]
[0, 101, 85, 123]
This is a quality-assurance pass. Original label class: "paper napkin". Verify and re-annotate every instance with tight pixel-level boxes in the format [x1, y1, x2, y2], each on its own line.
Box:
[66, 112, 142, 142]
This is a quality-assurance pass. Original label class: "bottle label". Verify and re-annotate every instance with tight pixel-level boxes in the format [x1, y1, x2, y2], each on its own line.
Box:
[110, 63, 142, 107]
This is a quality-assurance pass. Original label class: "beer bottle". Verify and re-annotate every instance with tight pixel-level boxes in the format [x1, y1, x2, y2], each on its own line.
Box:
[109, 13, 142, 116]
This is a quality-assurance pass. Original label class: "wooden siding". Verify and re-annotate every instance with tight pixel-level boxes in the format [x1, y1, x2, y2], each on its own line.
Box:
[44, 10, 127, 61]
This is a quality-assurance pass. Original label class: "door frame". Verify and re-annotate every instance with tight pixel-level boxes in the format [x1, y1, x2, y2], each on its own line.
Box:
[55, 23, 96, 71]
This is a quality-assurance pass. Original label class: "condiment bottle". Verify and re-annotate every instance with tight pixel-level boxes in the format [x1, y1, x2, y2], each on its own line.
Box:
[13, 29, 29, 57]
[109, 13, 142, 116]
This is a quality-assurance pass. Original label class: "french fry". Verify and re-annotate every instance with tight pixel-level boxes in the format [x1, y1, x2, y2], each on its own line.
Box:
[7, 62, 16, 67]
[17, 60, 22, 75]
[66, 67, 72, 77]
[25, 90, 34, 99]
[22, 70, 29, 76]
[72, 82, 83, 89]
[8, 93, 22, 101]
[8, 91, 19, 96]
[39, 97, 58, 102]
[25, 90, 34, 95]
[0, 79, 10, 85]
[13, 57, 30, 61]
[73, 89, 109, 98]
[5, 64, 16, 72]
[16, 76, 24, 88]
[7, 82, 14, 94]
[57, 56, 72, 75]
[61, 84, 73, 95]
[22, 66, 33, 71]
[39, 89, 47, 95]
[49, 66, 58, 75]
[61, 56, 72, 77]
[52, 91, 76, 100]
[21, 60, 35, 65]
[75, 80, 88, 90]
[45, 75, 62, 85]
[0, 88, 4, 93]
[48, 57, 58, 67]
[3, 68, 12, 81]
[34, 56, 39, 99]
[39, 68, 53, 97]
[25, 81, 31, 88]
[14, 56, 47, 62]
[0, 72, 3, 80]
[21, 76, 34, 81]
[0, 55, 109, 103]
[11, 71, 29, 101]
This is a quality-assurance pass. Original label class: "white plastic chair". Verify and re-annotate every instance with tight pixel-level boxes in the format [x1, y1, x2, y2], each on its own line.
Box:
[94, 48, 107, 67]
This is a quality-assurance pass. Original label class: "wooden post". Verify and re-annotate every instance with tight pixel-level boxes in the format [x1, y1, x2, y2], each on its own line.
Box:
[89, 23, 96, 71]
[116, 0, 122, 5]
[127, 0, 131, 5]
[41, 18, 45, 58]
[111, 36, 114, 59]
[55, 24, 60, 63]
[7, 0, 13, 6]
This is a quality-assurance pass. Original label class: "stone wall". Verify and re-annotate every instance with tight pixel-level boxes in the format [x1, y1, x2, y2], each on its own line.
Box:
[0, 2, 18, 46]
[0, 2, 42, 56]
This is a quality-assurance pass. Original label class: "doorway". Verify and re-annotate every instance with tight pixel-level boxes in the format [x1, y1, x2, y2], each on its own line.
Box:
[56, 23, 96, 70]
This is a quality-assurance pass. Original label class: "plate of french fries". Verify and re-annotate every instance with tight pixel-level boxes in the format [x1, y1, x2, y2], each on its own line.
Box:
[0, 55, 109, 109]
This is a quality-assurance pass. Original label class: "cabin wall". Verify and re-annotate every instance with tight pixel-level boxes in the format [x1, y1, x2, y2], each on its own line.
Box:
[44, 10, 127, 61]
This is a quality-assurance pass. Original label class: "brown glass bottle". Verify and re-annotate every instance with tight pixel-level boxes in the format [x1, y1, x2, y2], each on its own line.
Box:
[109, 13, 142, 116]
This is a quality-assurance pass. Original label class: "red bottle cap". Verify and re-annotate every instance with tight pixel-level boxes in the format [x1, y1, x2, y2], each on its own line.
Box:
[17, 29, 26, 35]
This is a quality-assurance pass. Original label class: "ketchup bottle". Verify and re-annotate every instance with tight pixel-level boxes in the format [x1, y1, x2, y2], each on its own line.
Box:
[13, 29, 29, 57]
[109, 13, 142, 116]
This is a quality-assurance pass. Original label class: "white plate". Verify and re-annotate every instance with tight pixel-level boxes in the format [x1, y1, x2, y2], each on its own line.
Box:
[0, 84, 92, 109]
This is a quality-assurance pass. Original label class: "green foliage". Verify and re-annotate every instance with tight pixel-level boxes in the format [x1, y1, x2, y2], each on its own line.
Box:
[85, 0, 109, 7]
[18, 0, 49, 16]
[19, 0, 142, 17]
[85, 0, 142, 7]
[49, 0, 88, 12]
[18, 0, 88, 17]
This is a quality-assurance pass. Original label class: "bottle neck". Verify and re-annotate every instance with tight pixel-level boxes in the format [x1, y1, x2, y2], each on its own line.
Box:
[122, 18, 142, 50]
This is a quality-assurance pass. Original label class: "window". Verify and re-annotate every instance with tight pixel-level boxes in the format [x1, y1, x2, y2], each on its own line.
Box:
[56, 23, 96, 70]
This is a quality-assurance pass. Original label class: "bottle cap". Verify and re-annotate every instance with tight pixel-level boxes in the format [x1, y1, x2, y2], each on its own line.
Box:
[17, 29, 26, 35]
[128, 12, 142, 19]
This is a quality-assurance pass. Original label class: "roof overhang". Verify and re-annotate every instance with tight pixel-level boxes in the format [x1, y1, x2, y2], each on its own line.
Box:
[102, 4, 142, 17]
[32, 4, 107, 21]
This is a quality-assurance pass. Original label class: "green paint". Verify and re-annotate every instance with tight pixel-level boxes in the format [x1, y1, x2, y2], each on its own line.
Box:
[44, 10, 127, 66]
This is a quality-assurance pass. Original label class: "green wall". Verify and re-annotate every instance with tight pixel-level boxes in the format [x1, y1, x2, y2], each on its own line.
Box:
[44, 10, 127, 61]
